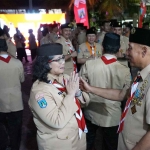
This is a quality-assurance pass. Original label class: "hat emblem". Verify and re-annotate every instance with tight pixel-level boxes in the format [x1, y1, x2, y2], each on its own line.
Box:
[131, 28, 136, 34]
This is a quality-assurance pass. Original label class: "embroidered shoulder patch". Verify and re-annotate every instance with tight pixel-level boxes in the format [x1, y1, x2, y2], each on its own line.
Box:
[36, 94, 47, 108]
[37, 97, 47, 108]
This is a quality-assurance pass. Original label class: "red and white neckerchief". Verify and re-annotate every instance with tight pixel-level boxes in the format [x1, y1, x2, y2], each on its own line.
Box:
[118, 75, 141, 133]
[65, 40, 77, 73]
[0, 55, 11, 63]
[101, 55, 117, 65]
[52, 79, 88, 139]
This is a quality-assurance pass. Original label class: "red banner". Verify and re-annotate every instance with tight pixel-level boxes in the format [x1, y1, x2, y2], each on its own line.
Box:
[74, 0, 89, 28]
[138, 2, 146, 28]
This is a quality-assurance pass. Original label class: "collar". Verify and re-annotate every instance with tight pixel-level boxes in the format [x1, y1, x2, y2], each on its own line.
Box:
[0, 54, 11, 63]
[101, 54, 117, 65]
[103, 54, 117, 59]
[139, 64, 150, 80]
[47, 73, 64, 84]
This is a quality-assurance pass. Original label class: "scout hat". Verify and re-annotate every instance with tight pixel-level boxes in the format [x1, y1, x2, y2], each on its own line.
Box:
[103, 33, 120, 47]
[0, 39, 8, 52]
[86, 27, 96, 35]
[60, 23, 73, 29]
[113, 21, 122, 27]
[129, 27, 150, 47]
[37, 43, 63, 56]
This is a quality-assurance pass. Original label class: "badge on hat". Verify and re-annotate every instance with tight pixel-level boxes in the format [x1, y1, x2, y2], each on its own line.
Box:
[131, 28, 136, 34]
[36, 94, 47, 108]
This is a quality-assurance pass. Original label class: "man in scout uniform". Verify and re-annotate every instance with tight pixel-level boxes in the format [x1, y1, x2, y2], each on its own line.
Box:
[79, 33, 131, 150]
[0, 39, 24, 150]
[77, 27, 102, 66]
[55, 23, 77, 75]
[113, 21, 129, 66]
[80, 27, 150, 150]
[77, 23, 87, 45]
[96, 20, 111, 44]
[50, 23, 59, 43]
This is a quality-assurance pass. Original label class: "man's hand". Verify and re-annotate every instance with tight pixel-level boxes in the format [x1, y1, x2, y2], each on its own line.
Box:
[71, 51, 77, 57]
[79, 77, 91, 93]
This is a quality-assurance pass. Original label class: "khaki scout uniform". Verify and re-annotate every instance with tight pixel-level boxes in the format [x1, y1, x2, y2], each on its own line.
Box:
[96, 31, 106, 45]
[117, 35, 129, 66]
[55, 36, 74, 75]
[28, 73, 86, 150]
[0, 54, 24, 112]
[6, 38, 17, 58]
[79, 54, 131, 127]
[118, 64, 150, 150]
[50, 32, 59, 43]
[77, 42, 102, 62]
[77, 32, 86, 45]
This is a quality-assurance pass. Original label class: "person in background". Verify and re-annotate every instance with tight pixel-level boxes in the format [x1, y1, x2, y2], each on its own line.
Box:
[0, 39, 24, 150]
[77, 23, 87, 45]
[80, 27, 150, 150]
[28, 43, 89, 150]
[79, 33, 131, 150]
[55, 23, 77, 75]
[77, 27, 102, 66]
[113, 22, 129, 67]
[40, 27, 52, 46]
[14, 28, 29, 62]
[28, 29, 37, 61]
[96, 20, 111, 44]
[0, 28, 16, 58]
[50, 23, 59, 43]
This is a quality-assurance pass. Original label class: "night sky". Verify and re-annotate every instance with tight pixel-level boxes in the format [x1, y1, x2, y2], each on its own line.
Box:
[0, 0, 70, 9]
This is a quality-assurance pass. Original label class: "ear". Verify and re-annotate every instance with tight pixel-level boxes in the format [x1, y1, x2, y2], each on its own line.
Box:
[141, 46, 147, 58]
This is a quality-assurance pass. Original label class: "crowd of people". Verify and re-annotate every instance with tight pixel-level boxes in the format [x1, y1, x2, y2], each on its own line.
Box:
[0, 19, 150, 150]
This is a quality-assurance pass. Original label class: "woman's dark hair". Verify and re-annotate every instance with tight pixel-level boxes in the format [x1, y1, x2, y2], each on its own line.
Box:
[102, 43, 120, 54]
[32, 56, 54, 83]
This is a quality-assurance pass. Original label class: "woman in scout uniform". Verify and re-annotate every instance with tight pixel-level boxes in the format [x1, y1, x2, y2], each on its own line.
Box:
[77, 27, 102, 66]
[28, 43, 88, 150]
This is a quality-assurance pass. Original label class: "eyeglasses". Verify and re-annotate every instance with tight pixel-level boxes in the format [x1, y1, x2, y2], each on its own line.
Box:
[49, 55, 65, 64]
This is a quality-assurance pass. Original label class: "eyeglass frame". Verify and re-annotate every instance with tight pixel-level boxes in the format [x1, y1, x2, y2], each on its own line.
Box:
[49, 55, 65, 64]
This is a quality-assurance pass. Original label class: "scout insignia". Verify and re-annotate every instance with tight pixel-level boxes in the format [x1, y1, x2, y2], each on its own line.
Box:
[131, 28, 136, 34]
[58, 92, 65, 98]
[36, 94, 47, 108]
[131, 105, 137, 114]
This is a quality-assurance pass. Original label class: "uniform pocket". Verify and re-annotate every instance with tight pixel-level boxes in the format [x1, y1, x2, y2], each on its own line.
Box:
[57, 129, 76, 140]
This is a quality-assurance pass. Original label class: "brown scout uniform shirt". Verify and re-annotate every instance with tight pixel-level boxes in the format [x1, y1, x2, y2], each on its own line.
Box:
[55, 36, 75, 75]
[118, 64, 150, 150]
[0, 54, 24, 112]
[79, 54, 131, 127]
[28, 73, 86, 150]
[77, 42, 102, 61]
[118, 35, 129, 66]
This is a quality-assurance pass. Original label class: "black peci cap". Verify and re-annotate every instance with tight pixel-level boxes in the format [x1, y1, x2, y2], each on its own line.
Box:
[37, 43, 63, 56]
[129, 27, 150, 47]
